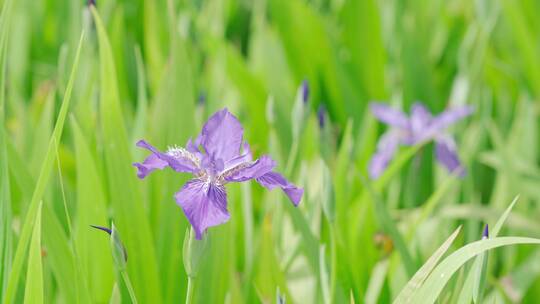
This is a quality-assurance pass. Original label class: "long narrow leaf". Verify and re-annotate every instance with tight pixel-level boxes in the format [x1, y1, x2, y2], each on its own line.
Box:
[394, 226, 462, 304]
[456, 195, 519, 303]
[2, 32, 84, 304]
[361, 175, 416, 277]
[23, 202, 43, 304]
[91, 7, 162, 303]
[411, 237, 540, 304]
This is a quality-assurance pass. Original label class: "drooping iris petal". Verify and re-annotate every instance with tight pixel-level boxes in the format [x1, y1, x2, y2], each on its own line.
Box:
[435, 136, 464, 175]
[133, 154, 168, 179]
[368, 131, 401, 179]
[224, 155, 276, 182]
[430, 105, 474, 132]
[256, 172, 303, 206]
[200, 108, 244, 163]
[370, 103, 409, 129]
[135, 140, 199, 173]
[175, 179, 230, 240]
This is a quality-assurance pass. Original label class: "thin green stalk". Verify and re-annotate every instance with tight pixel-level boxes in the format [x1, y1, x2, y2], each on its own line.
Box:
[185, 277, 194, 304]
[330, 224, 338, 303]
[285, 139, 299, 175]
[120, 270, 138, 304]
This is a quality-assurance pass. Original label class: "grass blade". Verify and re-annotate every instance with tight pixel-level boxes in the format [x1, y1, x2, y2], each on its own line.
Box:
[410, 237, 540, 304]
[361, 175, 417, 277]
[23, 202, 43, 304]
[492, 195, 519, 236]
[72, 117, 114, 302]
[393, 226, 462, 304]
[456, 195, 519, 303]
[0, 0, 13, 295]
[2, 31, 84, 304]
[365, 259, 389, 304]
[91, 7, 162, 303]
[406, 174, 459, 240]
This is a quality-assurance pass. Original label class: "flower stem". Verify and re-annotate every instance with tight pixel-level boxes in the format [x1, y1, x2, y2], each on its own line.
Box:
[285, 139, 299, 175]
[121, 269, 138, 304]
[185, 276, 194, 304]
[330, 225, 338, 303]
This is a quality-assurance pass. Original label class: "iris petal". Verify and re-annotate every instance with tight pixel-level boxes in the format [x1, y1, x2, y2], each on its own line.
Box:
[133, 154, 168, 179]
[224, 155, 275, 182]
[134, 140, 199, 174]
[175, 179, 230, 240]
[430, 105, 474, 132]
[224, 141, 252, 170]
[409, 103, 433, 142]
[134, 108, 303, 239]
[370, 102, 409, 129]
[368, 131, 401, 179]
[435, 136, 465, 176]
[256, 172, 303, 206]
[200, 108, 244, 163]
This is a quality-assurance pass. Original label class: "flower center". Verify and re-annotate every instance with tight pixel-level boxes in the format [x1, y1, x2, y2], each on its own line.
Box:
[201, 154, 224, 180]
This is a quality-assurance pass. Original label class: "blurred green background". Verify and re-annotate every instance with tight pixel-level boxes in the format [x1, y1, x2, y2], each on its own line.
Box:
[1, 0, 540, 303]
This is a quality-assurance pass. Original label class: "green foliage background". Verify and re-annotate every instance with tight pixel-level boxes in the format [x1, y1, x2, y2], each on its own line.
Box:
[1, 0, 540, 303]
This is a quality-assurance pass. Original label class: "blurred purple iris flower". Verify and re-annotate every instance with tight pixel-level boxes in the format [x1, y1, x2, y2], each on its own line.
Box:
[134, 108, 303, 239]
[369, 102, 473, 179]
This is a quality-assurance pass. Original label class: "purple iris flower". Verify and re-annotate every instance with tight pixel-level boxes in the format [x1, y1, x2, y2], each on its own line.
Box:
[134, 108, 303, 239]
[369, 102, 473, 179]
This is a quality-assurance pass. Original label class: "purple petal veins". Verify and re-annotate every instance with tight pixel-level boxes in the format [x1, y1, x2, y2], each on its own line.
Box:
[175, 179, 230, 240]
[134, 108, 303, 239]
[200, 108, 244, 163]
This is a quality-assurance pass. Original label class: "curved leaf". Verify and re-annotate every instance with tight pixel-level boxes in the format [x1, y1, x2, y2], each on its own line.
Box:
[411, 237, 540, 304]
[393, 226, 462, 304]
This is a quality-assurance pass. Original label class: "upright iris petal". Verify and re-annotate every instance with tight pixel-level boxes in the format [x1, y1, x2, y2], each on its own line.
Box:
[200, 109, 244, 163]
[134, 108, 303, 239]
[369, 102, 473, 178]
